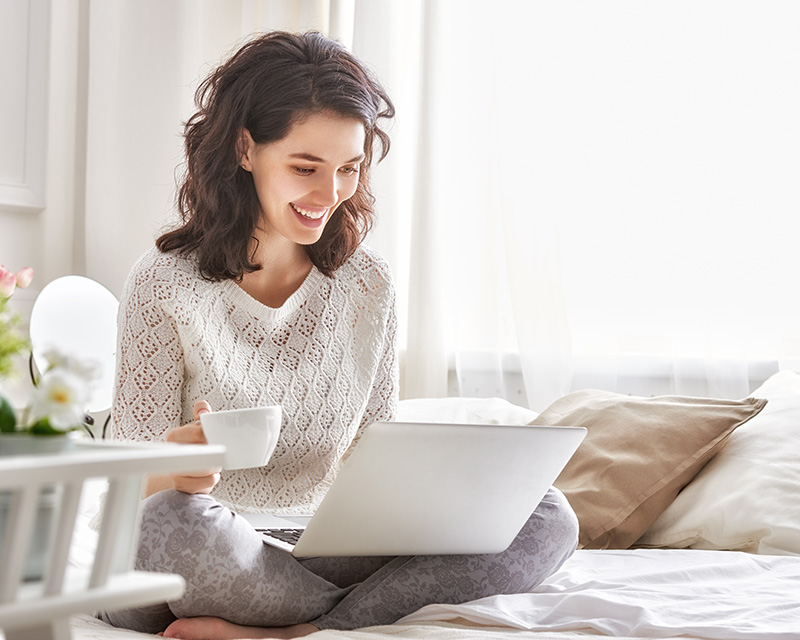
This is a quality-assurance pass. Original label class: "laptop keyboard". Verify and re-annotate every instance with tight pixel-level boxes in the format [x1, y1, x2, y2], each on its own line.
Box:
[256, 528, 304, 546]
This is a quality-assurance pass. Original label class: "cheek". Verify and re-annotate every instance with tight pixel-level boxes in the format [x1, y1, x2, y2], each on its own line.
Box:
[256, 173, 298, 204]
[340, 179, 359, 202]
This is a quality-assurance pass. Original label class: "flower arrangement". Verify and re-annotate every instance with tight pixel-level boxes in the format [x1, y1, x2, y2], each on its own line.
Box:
[0, 265, 33, 379]
[0, 266, 95, 436]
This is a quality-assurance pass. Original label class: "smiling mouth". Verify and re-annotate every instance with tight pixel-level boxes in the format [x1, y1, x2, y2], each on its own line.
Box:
[291, 203, 328, 220]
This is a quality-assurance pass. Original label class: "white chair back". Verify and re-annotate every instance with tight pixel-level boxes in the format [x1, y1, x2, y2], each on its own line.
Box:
[29, 276, 119, 413]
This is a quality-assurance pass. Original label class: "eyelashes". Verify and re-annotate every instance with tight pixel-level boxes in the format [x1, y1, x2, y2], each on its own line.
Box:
[292, 165, 361, 176]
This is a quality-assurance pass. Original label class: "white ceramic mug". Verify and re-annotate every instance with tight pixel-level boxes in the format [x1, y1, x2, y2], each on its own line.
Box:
[200, 405, 282, 469]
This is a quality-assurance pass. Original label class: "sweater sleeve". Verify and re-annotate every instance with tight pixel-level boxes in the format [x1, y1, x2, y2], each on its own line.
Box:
[360, 291, 399, 429]
[346, 257, 400, 458]
[110, 254, 185, 442]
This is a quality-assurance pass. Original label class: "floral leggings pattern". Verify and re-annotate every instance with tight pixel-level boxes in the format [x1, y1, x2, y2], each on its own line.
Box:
[99, 487, 578, 633]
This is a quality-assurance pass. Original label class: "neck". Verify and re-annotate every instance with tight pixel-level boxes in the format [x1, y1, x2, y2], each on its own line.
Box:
[239, 234, 314, 308]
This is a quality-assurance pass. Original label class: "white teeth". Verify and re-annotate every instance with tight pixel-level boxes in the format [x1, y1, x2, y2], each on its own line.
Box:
[291, 203, 327, 220]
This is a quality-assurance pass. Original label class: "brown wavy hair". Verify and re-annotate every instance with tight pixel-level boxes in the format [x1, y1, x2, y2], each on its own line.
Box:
[157, 31, 395, 279]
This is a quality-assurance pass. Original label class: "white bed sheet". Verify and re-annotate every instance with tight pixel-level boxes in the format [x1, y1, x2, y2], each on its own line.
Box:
[60, 546, 800, 640]
[400, 548, 800, 640]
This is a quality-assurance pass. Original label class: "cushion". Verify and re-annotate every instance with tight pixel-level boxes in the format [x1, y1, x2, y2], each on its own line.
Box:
[639, 370, 800, 555]
[530, 390, 767, 549]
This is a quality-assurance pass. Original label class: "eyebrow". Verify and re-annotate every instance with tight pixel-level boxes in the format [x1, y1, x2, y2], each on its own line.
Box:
[289, 152, 366, 164]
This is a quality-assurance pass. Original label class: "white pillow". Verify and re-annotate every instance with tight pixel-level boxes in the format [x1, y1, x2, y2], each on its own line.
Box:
[397, 396, 538, 426]
[638, 370, 800, 555]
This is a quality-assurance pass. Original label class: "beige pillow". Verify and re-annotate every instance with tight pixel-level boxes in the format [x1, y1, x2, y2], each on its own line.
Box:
[530, 390, 767, 549]
[639, 370, 800, 555]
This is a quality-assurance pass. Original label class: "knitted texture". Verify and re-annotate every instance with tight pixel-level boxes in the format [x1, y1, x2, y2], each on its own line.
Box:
[111, 245, 398, 514]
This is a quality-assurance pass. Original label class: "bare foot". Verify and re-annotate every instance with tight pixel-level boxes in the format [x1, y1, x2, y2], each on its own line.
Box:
[162, 616, 319, 639]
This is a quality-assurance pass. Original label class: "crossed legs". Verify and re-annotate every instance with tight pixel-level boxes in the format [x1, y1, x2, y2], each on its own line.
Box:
[99, 487, 578, 637]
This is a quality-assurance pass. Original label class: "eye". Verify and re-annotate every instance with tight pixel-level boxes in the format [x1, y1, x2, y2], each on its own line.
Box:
[339, 165, 360, 176]
[294, 166, 315, 175]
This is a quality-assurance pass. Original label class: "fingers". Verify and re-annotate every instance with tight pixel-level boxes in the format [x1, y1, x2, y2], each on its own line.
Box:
[172, 470, 221, 495]
[193, 400, 212, 422]
[165, 422, 207, 445]
[161, 399, 219, 495]
[165, 399, 213, 445]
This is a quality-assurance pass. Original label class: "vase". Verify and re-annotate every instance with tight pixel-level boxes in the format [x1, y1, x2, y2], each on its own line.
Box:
[0, 434, 74, 581]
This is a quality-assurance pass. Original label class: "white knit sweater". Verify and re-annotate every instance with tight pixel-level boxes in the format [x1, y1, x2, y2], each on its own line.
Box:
[111, 245, 398, 514]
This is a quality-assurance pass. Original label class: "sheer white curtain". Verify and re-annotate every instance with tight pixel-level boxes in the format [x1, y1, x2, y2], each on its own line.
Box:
[385, 1, 800, 409]
[69, 0, 800, 409]
[372, 1, 577, 407]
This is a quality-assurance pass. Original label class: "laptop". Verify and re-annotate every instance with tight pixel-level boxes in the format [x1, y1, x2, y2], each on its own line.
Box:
[241, 420, 586, 557]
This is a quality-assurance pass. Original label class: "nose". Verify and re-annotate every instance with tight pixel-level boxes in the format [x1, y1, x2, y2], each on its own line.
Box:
[313, 172, 340, 207]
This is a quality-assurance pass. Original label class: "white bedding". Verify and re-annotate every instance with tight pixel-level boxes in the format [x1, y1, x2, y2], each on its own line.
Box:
[400, 548, 800, 639]
[62, 547, 800, 640]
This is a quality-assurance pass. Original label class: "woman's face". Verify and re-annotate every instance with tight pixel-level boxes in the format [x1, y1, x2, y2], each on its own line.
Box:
[241, 111, 366, 249]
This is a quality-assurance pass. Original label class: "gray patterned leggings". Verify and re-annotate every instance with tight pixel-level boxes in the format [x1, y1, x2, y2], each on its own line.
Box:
[100, 487, 578, 633]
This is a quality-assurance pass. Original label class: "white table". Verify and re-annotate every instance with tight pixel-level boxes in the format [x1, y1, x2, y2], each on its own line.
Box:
[0, 440, 225, 640]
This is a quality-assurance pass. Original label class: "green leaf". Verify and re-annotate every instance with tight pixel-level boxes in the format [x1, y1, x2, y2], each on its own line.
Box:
[0, 300, 30, 378]
[28, 417, 65, 436]
[0, 394, 17, 433]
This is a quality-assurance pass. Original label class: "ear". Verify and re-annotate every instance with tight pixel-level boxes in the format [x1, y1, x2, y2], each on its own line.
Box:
[238, 128, 255, 171]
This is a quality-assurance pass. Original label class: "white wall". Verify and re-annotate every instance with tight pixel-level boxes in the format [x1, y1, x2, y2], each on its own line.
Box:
[1, 0, 82, 312]
[0, 0, 256, 307]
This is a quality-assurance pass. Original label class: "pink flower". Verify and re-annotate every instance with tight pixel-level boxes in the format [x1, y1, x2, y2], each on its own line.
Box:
[15, 267, 33, 289]
[0, 266, 17, 298]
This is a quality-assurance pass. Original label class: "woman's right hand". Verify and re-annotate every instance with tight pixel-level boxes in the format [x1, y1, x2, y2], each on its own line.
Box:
[145, 400, 223, 497]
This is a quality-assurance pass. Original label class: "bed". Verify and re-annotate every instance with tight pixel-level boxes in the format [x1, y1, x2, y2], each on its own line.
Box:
[37, 371, 800, 639]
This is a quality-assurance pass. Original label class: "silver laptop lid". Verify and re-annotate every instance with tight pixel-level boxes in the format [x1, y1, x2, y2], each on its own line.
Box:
[291, 421, 586, 557]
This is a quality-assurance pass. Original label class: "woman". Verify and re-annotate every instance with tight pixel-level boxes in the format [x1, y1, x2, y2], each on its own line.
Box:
[103, 31, 579, 639]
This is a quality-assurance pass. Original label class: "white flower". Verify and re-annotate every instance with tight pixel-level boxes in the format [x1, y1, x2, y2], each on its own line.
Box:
[41, 349, 100, 384]
[30, 368, 90, 431]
